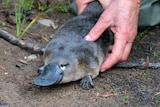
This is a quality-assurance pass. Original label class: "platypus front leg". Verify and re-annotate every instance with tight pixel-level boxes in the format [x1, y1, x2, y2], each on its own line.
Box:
[80, 75, 94, 89]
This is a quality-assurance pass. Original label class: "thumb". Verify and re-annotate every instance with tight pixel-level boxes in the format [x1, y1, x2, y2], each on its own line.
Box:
[84, 15, 110, 41]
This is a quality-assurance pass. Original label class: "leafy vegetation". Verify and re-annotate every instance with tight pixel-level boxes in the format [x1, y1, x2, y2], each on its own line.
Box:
[121, 94, 129, 104]
[54, 5, 70, 13]
[1, 0, 70, 38]
[135, 28, 151, 42]
[2, 0, 10, 7]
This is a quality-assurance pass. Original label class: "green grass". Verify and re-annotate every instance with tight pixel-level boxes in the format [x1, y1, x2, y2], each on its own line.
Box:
[54, 5, 70, 13]
[143, 71, 147, 76]
[135, 103, 140, 107]
[15, 5, 23, 37]
[2, 0, 10, 7]
[153, 51, 158, 58]
[2, 0, 70, 38]
[135, 28, 151, 42]
[121, 94, 129, 104]
[38, 2, 48, 12]
[19, 0, 34, 11]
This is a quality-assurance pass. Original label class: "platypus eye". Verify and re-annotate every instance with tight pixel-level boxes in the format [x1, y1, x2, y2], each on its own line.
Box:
[60, 63, 69, 70]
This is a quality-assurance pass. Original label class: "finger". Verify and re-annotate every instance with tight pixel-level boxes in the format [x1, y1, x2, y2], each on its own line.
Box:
[100, 33, 127, 71]
[98, 0, 112, 9]
[77, 4, 87, 14]
[76, 0, 94, 14]
[108, 45, 113, 52]
[84, 13, 111, 41]
[121, 42, 133, 61]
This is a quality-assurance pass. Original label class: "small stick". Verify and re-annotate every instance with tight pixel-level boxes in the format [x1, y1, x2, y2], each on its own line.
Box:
[155, 92, 160, 96]
[0, 29, 45, 53]
[152, 92, 160, 100]
[114, 62, 160, 69]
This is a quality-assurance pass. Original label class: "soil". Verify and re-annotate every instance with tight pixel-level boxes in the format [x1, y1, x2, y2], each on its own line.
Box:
[0, 1, 160, 107]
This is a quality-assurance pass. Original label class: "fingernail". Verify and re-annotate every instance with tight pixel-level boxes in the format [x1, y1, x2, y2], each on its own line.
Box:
[84, 35, 91, 41]
[100, 68, 105, 72]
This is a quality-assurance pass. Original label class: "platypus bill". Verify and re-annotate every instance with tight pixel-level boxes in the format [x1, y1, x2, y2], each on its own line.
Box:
[33, 1, 112, 89]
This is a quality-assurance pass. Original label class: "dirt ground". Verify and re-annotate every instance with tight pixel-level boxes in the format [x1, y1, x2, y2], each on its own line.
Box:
[0, 1, 160, 107]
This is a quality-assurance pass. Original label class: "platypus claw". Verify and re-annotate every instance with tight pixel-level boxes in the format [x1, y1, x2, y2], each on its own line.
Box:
[37, 66, 45, 74]
[80, 76, 94, 89]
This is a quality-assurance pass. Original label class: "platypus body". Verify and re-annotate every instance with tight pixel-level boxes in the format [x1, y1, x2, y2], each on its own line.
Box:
[33, 1, 112, 89]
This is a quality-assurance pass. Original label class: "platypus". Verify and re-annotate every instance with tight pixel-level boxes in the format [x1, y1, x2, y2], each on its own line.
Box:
[33, 0, 112, 89]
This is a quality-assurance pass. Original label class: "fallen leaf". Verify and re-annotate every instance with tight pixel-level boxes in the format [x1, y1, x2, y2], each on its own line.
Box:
[4, 49, 7, 55]
[18, 59, 28, 64]
[96, 92, 117, 98]
[37, 19, 58, 29]
[0, 65, 5, 70]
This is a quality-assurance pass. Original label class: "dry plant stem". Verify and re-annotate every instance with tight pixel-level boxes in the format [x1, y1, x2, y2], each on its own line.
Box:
[152, 92, 160, 100]
[0, 29, 45, 53]
[96, 93, 117, 98]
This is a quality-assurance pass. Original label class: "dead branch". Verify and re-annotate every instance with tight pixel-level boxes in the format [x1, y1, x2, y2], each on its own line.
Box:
[114, 62, 160, 69]
[0, 29, 45, 53]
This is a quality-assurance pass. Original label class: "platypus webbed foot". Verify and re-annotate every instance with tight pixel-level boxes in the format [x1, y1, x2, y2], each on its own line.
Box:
[80, 76, 94, 89]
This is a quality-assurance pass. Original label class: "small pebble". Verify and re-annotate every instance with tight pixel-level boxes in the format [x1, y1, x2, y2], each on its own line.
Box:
[25, 54, 37, 61]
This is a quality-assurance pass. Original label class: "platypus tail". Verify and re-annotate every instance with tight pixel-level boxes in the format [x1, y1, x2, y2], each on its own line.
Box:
[80, 1, 103, 18]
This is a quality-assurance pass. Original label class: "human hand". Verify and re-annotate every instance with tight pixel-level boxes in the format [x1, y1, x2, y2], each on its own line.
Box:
[76, 0, 140, 72]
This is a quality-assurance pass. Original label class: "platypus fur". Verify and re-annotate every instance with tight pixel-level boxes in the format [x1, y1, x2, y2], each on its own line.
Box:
[33, 1, 112, 89]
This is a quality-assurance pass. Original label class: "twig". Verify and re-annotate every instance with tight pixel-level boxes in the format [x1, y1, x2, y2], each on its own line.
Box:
[155, 92, 160, 96]
[152, 92, 160, 100]
[0, 29, 45, 53]
[114, 62, 160, 69]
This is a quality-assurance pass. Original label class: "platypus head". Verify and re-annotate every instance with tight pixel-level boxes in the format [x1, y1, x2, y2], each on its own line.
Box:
[33, 55, 85, 86]
[33, 62, 63, 86]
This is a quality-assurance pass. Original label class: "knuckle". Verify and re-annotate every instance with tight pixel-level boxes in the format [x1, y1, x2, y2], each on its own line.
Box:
[114, 53, 122, 61]
[121, 56, 128, 62]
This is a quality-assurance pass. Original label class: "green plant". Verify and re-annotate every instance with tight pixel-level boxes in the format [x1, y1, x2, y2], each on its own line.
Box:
[155, 98, 160, 104]
[3, 0, 10, 7]
[153, 51, 158, 58]
[143, 71, 147, 76]
[54, 5, 70, 13]
[15, 5, 23, 37]
[19, 0, 34, 11]
[1, 22, 6, 26]
[38, 3, 48, 12]
[135, 102, 140, 107]
[135, 28, 150, 42]
[14, 0, 38, 38]
[121, 94, 129, 103]
[20, 15, 39, 38]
